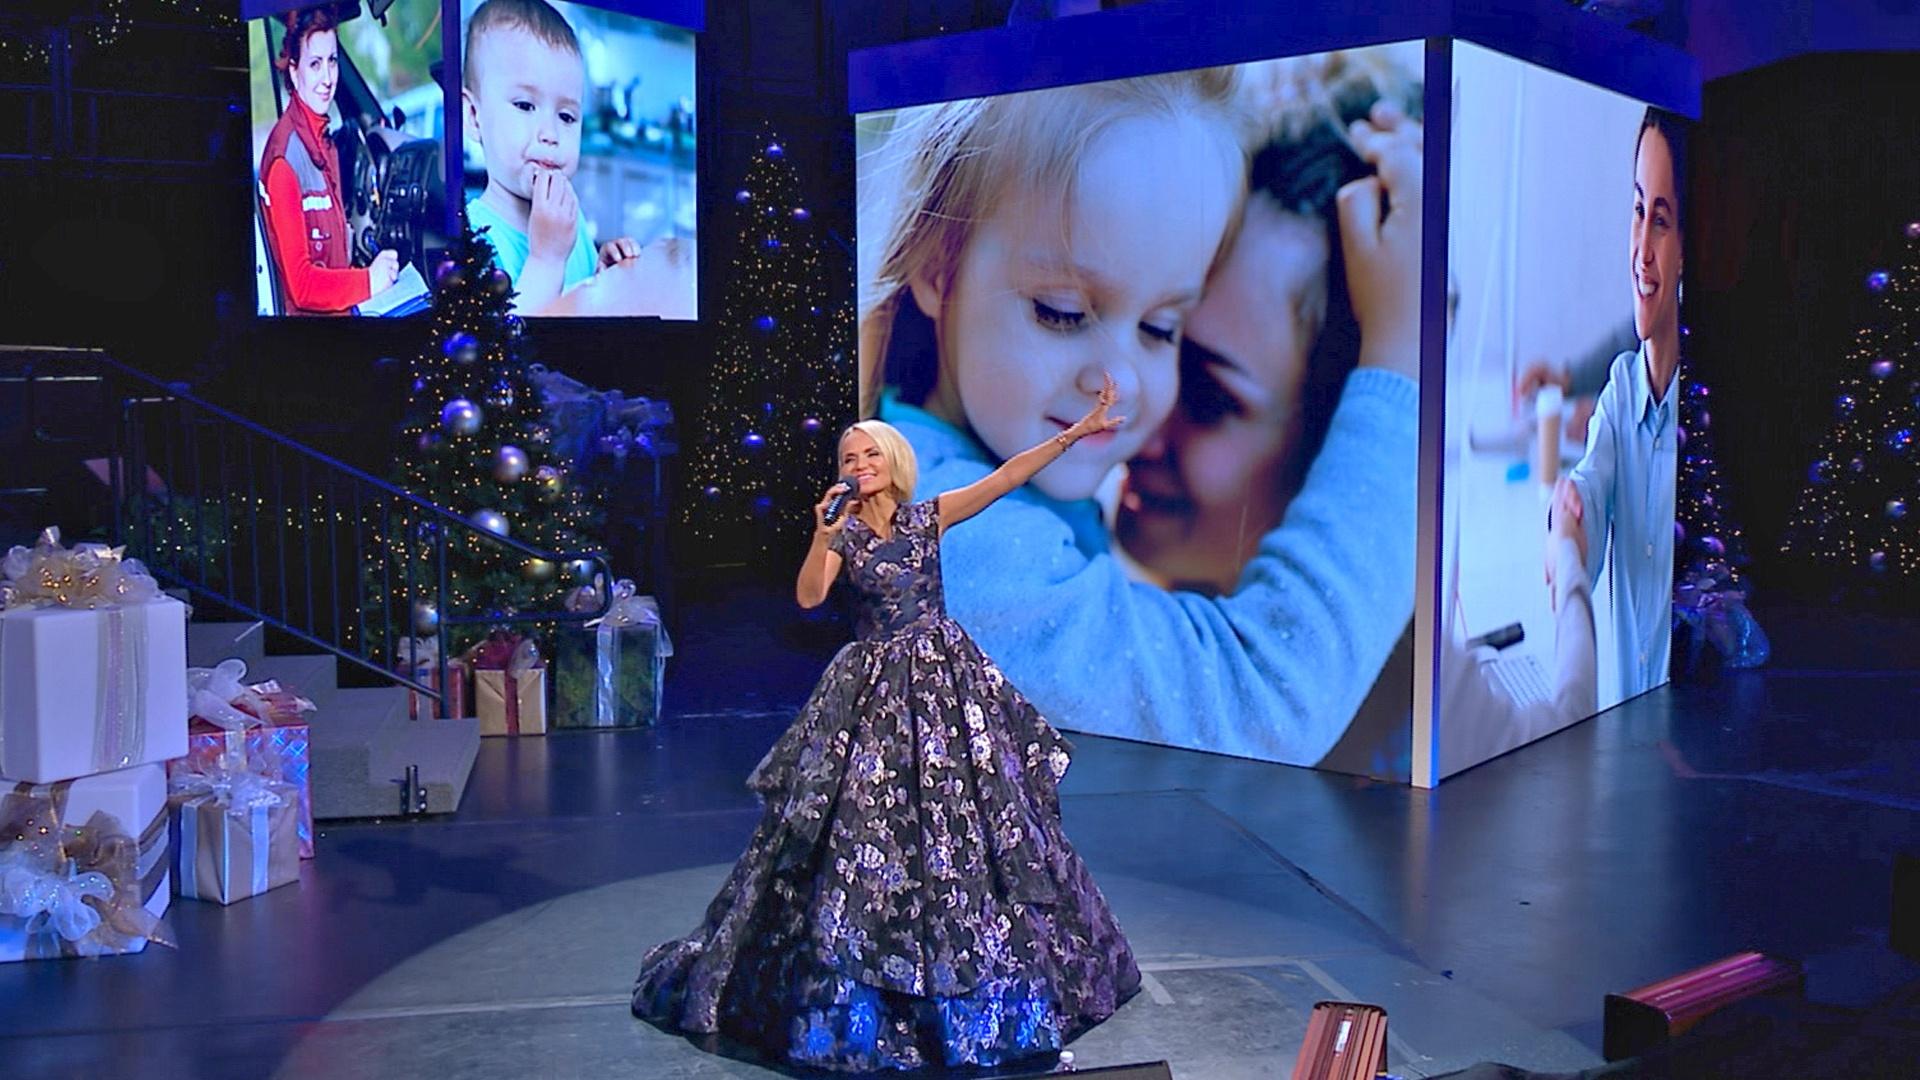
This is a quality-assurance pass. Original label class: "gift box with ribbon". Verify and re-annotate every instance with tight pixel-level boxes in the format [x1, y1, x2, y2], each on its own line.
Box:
[0, 528, 189, 785]
[397, 636, 469, 720]
[1, 763, 172, 963]
[1673, 570, 1771, 674]
[469, 631, 547, 737]
[176, 659, 315, 858]
[554, 579, 672, 728]
[168, 758, 301, 906]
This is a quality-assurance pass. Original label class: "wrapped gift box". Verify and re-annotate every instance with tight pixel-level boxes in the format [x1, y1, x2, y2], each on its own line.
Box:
[182, 718, 312, 860]
[0, 597, 189, 785]
[397, 638, 469, 720]
[469, 632, 547, 737]
[169, 770, 302, 906]
[554, 586, 672, 728]
[1, 763, 172, 963]
[179, 667, 314, 859]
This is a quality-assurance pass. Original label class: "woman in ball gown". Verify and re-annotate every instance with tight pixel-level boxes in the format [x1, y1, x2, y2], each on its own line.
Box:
[634, 376, 1141, 1073]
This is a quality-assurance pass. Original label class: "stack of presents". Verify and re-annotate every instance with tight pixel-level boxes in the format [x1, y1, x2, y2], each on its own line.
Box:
[2, 529, 671, 965]
[2, 529, 317, 963]
[400, 576, 673, 737]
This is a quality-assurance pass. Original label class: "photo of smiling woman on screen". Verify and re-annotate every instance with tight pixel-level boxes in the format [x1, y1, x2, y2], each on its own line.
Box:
[249, 0, 444, 317]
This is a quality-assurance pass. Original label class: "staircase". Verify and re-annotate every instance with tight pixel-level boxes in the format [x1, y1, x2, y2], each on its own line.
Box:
[4, 344, 607, 820]
[186, 619, 480, 818]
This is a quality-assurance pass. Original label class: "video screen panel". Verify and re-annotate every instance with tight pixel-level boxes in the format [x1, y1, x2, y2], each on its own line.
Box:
[855, 44, 1425, 778]
[1439, 42, 1686, 778]
[458, 0, 697, 318]
[248, 0, 447, 317]
[247, 0, 698, 320]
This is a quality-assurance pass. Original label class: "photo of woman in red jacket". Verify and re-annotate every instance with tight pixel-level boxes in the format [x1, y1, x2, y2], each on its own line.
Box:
[257, 5, 398, 315]
[250, 2, 445, 317]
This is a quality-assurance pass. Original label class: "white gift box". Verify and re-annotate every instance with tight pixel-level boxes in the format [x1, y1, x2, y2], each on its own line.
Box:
[1, 762, 172, 963]
[0, 597, 189, 784]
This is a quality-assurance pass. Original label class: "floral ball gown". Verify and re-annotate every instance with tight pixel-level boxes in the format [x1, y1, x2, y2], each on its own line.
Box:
[634, 499, 1140, 1072]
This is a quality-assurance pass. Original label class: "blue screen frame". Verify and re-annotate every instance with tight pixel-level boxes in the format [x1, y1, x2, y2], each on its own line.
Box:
[848, 0, 1696, 120]
[242, 0, 702, 32]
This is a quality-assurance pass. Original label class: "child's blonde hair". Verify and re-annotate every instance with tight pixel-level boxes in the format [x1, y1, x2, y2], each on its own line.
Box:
[856, 69, 1247, 418]
[840, 420, 918, 505]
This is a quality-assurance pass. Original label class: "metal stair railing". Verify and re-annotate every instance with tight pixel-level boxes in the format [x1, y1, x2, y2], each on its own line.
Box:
[1, 345, 610, 717]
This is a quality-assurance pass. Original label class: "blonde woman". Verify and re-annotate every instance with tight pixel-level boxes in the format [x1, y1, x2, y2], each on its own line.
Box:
[635, 390, 1140, 1072]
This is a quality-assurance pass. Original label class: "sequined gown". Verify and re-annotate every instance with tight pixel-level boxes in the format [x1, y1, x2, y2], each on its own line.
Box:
[633, 499, 1140, 1072]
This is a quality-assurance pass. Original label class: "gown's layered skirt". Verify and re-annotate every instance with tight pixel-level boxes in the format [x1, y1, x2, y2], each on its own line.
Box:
[633, 615, 1140, 1072]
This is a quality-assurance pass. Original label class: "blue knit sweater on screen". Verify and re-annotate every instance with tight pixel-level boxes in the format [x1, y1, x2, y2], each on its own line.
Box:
[877, 367, 1419, 765]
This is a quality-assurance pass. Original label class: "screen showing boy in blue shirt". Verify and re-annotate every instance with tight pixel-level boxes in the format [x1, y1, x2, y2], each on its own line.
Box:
[461, 0, 640, 314]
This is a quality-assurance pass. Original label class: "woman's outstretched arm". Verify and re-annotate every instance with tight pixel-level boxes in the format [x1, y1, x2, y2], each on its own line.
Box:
[937, 375, 1122, 536]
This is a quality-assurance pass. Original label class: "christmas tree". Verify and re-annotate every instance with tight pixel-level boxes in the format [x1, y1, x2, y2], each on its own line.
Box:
[358, 221, 604, 660]
[1674, 368, 1754, 587]
[1781, 219, 1920, 585]
[685, 134, 855, 558]
[1672, 352, 1768, 670]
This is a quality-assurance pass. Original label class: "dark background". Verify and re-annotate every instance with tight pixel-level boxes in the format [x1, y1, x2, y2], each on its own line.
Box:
[1685, 51, 1920, 598]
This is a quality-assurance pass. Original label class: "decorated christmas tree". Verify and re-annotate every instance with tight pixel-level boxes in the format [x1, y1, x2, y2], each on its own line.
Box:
[685, 134, 855, 557]
[1674, 370, 1754, 585]
[358, 221, 604, 659]
[1781, 219, 1920, 586]
[1672, 351, 1768, 670]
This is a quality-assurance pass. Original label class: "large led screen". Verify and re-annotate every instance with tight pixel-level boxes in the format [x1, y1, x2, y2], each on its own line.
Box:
[856, 44, 1426, 778]
[1439, 42, 1686, 777]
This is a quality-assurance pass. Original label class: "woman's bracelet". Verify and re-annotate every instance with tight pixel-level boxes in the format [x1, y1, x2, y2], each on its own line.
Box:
[1052, 429, 1075, 452]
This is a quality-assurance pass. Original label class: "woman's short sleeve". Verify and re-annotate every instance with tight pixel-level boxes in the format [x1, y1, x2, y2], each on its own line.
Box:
[913, 499, 941, 536]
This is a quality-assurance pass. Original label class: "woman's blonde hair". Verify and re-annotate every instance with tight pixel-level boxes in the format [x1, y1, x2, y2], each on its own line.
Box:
[840, 420, 918, 505]
[856, 68, 1247, 418]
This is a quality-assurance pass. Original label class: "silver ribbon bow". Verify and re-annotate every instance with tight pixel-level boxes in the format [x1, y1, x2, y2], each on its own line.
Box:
[0, 849, 115, 945]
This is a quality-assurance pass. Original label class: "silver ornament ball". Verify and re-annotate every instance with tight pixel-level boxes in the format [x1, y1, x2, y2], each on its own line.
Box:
[471, 508, 510, 537]
[493, 445, 530, 483]
[441, 398, 484, 437]
[412, 600, 439, 634]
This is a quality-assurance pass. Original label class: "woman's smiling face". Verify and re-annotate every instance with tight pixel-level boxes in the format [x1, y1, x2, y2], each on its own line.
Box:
[290, 28, 338, 117]
[1118, 198, 1330, 590]
[839, 429, 892, 499]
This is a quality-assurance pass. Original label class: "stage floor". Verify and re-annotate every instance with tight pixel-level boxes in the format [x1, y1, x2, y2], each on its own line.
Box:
[3, 592, 1916, 1078]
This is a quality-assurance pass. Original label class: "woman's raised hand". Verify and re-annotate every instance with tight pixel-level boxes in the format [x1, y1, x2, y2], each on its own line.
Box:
[1064, 372, 1126, 442]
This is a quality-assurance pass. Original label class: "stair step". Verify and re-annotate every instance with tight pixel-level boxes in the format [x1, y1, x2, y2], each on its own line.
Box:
[245, 653, 338, 700]
[308, 687, 408, 820]
[307, 687, 477, 819]
[183, 617, 478, 822]
[186, 620, 267, 669]
[368, 717, 481, 817]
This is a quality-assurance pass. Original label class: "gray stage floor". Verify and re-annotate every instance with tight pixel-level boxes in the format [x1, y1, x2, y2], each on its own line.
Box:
[3, 596, 1916, 1078]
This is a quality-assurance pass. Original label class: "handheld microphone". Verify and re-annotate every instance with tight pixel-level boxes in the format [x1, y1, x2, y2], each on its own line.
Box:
[823, 475, 860, 525]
